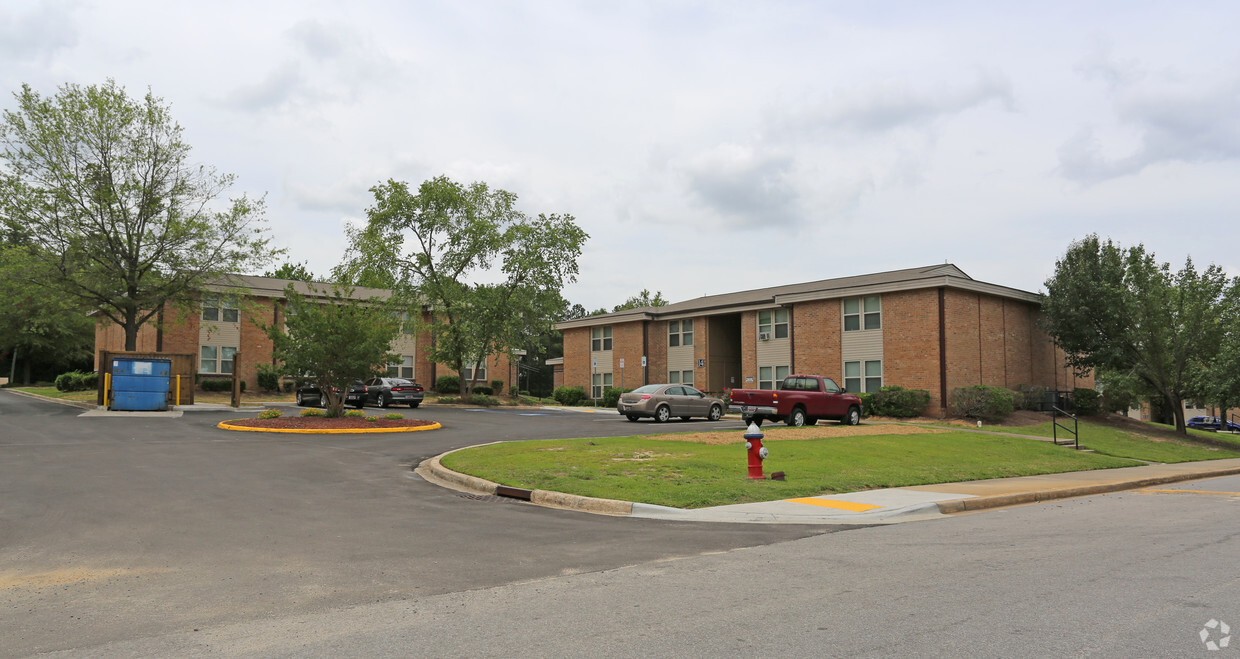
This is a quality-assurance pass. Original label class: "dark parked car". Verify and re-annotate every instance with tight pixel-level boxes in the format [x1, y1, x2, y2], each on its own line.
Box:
[363, 377, 425, 408]
[617, 384, 725, 422]
[296, 381, 367, 408]
[1187, 416, 1240, 433]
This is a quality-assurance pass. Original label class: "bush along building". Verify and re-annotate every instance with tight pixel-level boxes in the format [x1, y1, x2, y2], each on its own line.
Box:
[555, 264, 1092, 417]
[92, 275, 512, 394]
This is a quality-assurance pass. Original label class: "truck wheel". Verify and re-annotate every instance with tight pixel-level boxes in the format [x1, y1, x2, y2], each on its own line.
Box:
[804, 416, 818, 426]
[655, 405, 671, 423]
[708, 404, 723, 421]
[843, 406, 861, 426]
[787, 408, 807, 427]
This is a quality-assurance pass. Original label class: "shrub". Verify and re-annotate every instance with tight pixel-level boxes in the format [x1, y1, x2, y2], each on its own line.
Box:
[383, 412, 403, 420]
[299, 408, 324, 417]
[552, 386, 588, 406]
[55, 370, 94, 392]
[950, 385, 1015, 422]
[472, 385, 493, 396]
[199, 378, 245, 393]
[1015, 384, 1048, 411]
[491, 379, 504, 395]
[81, 371, 98, 390]
[344, 410, 365, 418]
[467, 394, 499, 406]
[856, 392, 874, 417]
[1072, 388, 1101, 416]
[436, 375, 460, 394]
[283, 381, 295, 393]
[866, 386, 931, 418]
[435, 396, 461, 404]
[601, 387, 632, 408]
[364, 415, 379, 422]
[257, 408, 283, 420]
[256, 364, 281, 392]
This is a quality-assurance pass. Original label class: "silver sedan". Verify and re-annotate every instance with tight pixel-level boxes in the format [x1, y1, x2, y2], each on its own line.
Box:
[617, 384, 725, 423]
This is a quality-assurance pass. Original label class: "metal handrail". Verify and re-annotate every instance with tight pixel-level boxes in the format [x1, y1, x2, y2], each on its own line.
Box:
[1051, 405, 1079, 450]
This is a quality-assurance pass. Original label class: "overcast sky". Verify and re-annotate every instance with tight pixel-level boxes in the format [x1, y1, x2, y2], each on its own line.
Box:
[4, 1, 1238, 310]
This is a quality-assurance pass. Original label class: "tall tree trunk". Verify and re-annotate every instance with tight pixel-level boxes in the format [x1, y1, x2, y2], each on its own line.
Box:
[1169, 393, 1187, 434]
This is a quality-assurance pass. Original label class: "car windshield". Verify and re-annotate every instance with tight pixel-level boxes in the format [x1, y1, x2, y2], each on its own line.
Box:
[631, 384, 663, 394]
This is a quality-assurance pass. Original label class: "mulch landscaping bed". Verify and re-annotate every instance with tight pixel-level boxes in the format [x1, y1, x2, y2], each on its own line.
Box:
[224, 417, 437, 431]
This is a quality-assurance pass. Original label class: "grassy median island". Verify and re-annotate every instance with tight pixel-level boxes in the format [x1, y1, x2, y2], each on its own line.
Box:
[946, 418, 1240, 463]
[441, 425, 1144, 509]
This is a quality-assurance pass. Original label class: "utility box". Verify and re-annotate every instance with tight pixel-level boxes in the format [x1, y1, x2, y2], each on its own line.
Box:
[110, 357, 172, 411]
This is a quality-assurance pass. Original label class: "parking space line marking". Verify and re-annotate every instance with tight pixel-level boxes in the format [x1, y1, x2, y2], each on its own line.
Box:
[785, 497, 882, 512]
[1139, 489, 1240, 496]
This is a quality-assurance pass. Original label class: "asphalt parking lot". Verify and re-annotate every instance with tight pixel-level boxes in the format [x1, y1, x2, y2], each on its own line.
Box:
[0, 391, 837, 656]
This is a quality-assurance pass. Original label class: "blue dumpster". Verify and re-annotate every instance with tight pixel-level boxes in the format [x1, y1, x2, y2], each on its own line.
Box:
[110, 358, 172, 411]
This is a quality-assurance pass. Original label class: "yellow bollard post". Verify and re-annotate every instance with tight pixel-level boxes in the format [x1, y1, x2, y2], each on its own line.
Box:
[104, 372, 111, 410]
[175, 374, 181, 407]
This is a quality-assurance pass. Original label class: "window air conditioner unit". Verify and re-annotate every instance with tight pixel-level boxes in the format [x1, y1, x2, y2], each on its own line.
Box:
[758, 331, 771, 341]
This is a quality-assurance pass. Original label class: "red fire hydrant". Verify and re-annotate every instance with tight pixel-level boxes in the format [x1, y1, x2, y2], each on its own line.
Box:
[745, 422, 768, 479]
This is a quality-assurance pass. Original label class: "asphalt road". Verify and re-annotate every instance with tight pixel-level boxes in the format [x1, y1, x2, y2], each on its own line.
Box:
[0, 391, 834, 656]
[4, 391, 1239, 656]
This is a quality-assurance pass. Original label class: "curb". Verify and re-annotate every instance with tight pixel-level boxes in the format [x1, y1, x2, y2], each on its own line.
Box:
[934, 464, 1240, 513]
[217, 420, 443, 434]
[420, 446, 633, 516]
[3, 388, 99, 410]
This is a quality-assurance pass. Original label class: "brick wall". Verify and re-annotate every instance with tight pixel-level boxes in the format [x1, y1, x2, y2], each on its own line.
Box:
[739, 310, 757, 386]
[882, 289, 943, 414]
[612, 321, 645, 391]
[791, 299, 842, 381]
[563, 327, 590, 390]
[648, 320, 667, 387]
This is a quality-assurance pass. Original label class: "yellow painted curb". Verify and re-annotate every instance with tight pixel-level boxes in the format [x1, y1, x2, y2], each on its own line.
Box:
[217, 420, 443, 434]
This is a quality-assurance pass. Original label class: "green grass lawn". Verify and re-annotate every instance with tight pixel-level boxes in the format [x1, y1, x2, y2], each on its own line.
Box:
[12, 386, 97, 402]
[443, 431, 1142, 509]
[967, 420, 1240, 463]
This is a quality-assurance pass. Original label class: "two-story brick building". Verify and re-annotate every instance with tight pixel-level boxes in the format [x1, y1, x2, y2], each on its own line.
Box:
[555, 264, 1090, 416]
[93, 275, 511, 392]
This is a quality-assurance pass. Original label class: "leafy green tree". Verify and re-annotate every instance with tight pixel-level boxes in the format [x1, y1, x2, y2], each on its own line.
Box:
[264, 284, 399, 417]
[612, 289, 668, 312]
[264, 261, 317, 282]
[1188, 279, 1240, 420]
[0, 244, 94, 384]
[337, 176, 587, 394]
[1042, 235, 1236, 433]
[0, 80, 278, 351]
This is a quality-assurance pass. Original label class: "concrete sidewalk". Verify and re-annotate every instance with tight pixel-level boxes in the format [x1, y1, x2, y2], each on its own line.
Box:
[420, 452, 1240, 525]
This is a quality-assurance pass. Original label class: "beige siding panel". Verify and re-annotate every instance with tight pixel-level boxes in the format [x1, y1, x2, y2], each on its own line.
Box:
[667, 345, 694, 372]
[390, 334, 417, 356]
[756, 337, 791, 367]
[589, 349, 613, 375]
[841, 329, 883, 362]
[199, 321, 240, 347]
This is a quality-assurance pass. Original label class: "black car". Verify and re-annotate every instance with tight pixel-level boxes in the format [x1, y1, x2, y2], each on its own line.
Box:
[296, 381, 367, 408]
[363, 377, 425, 408]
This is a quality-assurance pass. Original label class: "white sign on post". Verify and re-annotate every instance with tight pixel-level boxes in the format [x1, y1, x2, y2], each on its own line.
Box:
[641, 356, 647, 367]
[619, 358, 625, 368]
[592, 358, 597, 368]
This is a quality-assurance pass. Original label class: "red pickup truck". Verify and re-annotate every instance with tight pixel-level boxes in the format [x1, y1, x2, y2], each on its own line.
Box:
[729, 375, 863, 427]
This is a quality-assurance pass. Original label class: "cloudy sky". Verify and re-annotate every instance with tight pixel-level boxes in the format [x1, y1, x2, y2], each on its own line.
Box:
[4, 1, 1238, 310]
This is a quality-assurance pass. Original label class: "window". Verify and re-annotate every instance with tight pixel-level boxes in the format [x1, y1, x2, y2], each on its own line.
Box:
[668, 319, 693, 347]
[201, 294, 239, 323]
[200, 346, 237, 373]
[758, 365, 789, 390]
[388, 355, 414, 378]
[592, 372, 612, 398]
[844, 296, 881, 331]
[844, 360, 882, 393]
[591, 326, 612, 351]
[758, 309, 789, 339]
[463, 362, 487, 382]
[668, 369, 693, 385]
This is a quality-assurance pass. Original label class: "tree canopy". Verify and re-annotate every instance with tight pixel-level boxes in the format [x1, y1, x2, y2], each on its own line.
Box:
[612, 289, 668, 312]
[264, 261, 317, 282]
[0, 80, 278, 351]
[1042, 235, 1238, 433]
[264, 284, 399, 417]
[336, 176, 587, 393]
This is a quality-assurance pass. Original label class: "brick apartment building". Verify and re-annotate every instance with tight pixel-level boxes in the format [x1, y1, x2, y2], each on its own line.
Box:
[93, 275, 511, 392]
[555, 264, 1091, 416]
